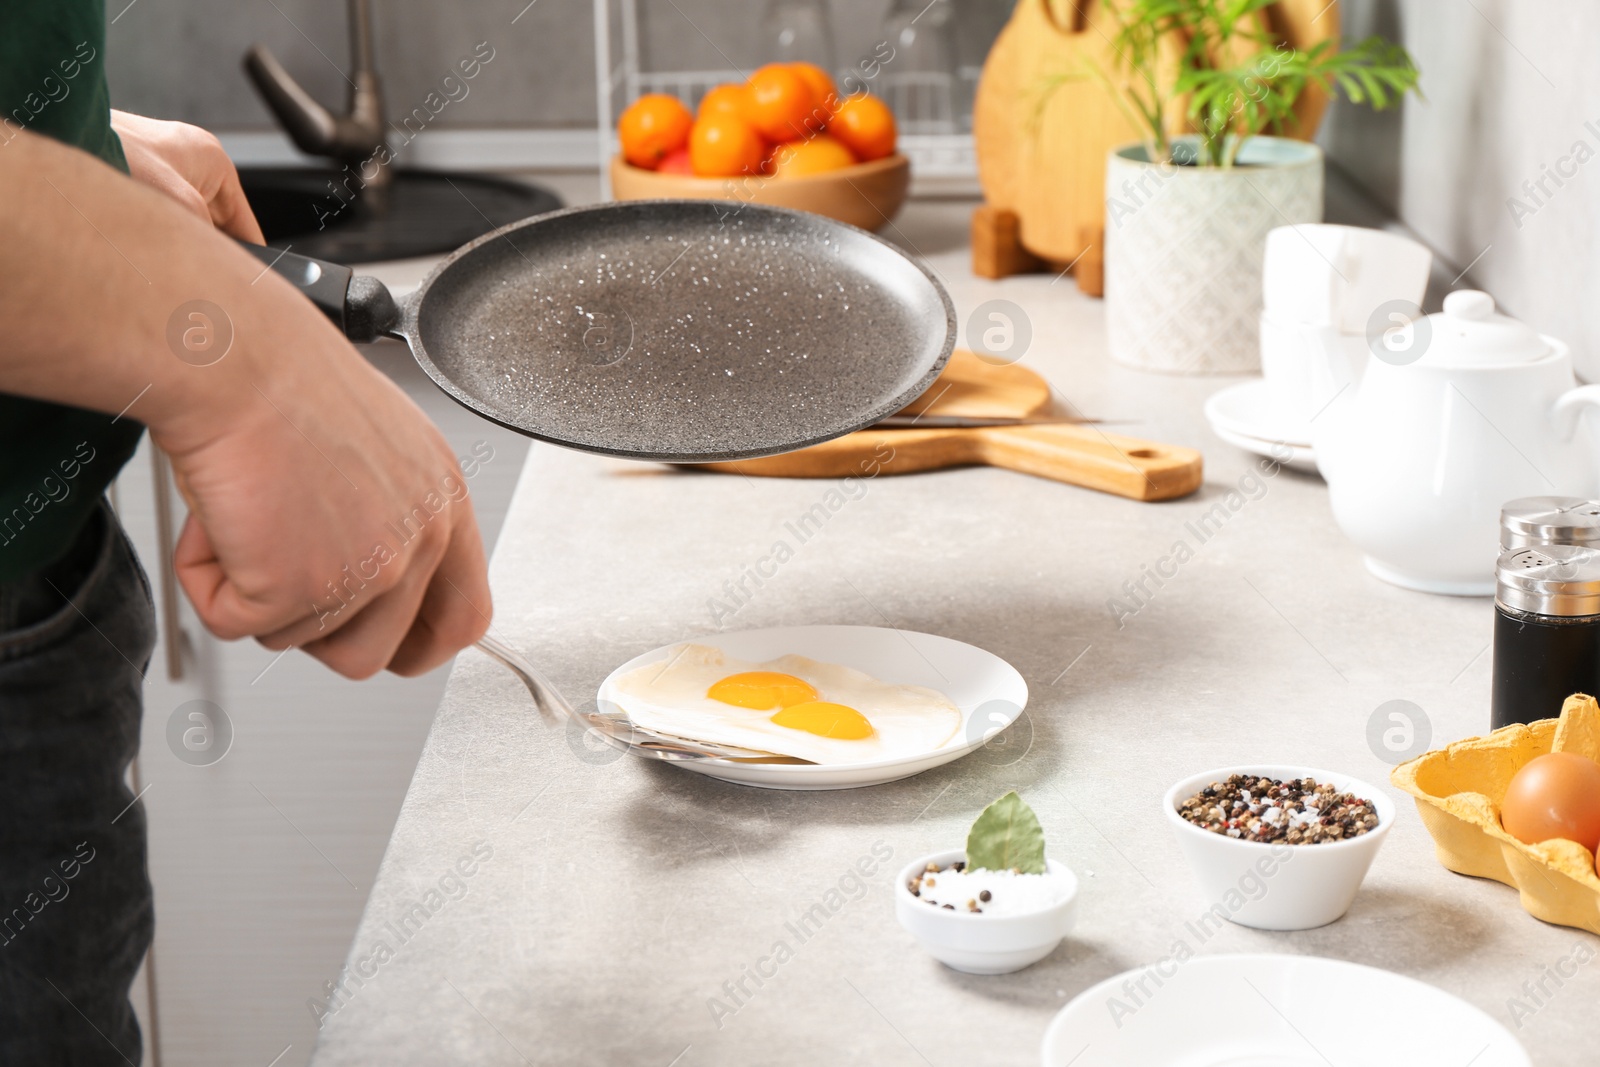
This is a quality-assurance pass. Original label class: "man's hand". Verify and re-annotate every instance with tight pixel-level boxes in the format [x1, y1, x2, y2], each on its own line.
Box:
[101, 114, 488, 676]
[168, 340, 494, 678]
[111, 111, 264, 243]
[0, 129, 492, 678]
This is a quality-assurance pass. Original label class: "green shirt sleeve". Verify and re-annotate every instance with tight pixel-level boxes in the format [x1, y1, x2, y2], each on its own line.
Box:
[0, 0, 145, 580]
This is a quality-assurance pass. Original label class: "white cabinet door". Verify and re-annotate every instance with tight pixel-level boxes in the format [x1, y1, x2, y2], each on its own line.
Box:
[118, 341, 528, 1067]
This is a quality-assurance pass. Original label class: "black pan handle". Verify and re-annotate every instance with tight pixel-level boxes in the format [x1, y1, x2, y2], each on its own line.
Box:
[237, 242, 401, 342]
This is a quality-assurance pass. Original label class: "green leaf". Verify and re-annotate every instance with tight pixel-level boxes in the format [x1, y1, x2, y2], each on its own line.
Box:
[1098, 1, 1421, 166]
[965, 792, 1048, 874]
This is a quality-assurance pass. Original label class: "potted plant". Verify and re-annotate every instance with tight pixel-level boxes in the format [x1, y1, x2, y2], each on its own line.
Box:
[1091, 0, 1420, 374]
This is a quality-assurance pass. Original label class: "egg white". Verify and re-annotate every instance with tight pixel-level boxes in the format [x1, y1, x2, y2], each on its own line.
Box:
[608, 644, 962, 764]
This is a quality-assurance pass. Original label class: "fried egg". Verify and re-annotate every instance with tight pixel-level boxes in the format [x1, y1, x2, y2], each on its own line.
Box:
[608, 644, 962, 764]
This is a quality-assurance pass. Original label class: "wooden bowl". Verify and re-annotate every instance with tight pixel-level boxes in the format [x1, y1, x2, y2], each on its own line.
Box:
[608, 153, 909, 232]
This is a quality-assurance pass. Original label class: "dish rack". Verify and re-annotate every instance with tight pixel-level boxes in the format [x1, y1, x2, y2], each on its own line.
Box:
[590, 0, 979, 195]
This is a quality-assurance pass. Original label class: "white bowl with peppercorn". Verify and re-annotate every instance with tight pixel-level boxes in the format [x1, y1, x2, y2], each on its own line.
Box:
[1163, 765, 1395, 931]
[895, 793, 1079, 974]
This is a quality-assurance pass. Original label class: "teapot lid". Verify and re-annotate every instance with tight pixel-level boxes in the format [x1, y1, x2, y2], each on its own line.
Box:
[1411, 290, 1550, 367]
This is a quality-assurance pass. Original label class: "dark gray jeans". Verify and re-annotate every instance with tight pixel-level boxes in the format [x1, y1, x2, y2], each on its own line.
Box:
[0, 499, 154, 1064]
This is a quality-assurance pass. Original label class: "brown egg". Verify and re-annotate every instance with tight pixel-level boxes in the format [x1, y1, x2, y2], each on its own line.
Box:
[1500, 752, 1600, 849]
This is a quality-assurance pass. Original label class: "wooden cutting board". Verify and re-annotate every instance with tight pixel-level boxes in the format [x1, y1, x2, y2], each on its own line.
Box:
[694, 350, 1203, 501]
[973, 0, 1341, 265]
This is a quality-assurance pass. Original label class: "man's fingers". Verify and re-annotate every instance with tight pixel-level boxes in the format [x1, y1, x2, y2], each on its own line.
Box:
[171, 513, 230, 628]
[175, 512, 357, 644]
[138, 156, 214, 227]
[177, 489, 489, 681]
[210, 170, 265, 244]
[111, 110, 265, 242]
[386, 513, 492, 676]
[255, 607, 339, 652]
[188, 123, 264, 242]
[297, 537, 445, 679]
[256, 507, 488, 678]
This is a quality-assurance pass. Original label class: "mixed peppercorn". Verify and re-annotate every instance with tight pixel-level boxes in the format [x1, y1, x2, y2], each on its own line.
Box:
[906, 859, 1070, 917]
[1177, 774, 1380, 845]
[909, 860, 984, 912]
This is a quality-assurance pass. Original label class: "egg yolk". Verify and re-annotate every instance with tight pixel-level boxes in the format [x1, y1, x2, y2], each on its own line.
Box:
[708, 672, 819, 710]
[769, 701, 876, 740]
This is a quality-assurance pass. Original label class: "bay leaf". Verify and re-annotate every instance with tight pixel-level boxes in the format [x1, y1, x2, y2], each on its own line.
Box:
[965, 791, 1047, 874]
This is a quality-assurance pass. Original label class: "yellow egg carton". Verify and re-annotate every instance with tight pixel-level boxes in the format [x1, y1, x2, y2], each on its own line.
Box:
[1391, 693, 1600, 936]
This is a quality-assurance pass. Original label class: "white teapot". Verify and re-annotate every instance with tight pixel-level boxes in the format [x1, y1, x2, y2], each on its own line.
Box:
[1311, 290, 1600, 595]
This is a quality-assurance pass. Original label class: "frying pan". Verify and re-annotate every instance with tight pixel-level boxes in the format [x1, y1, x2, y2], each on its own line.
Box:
[244, 199, 955, 462]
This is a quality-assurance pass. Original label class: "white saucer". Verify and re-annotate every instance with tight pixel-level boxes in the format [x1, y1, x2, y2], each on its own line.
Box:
[1204, 379, 1313, 447]
[1041, 954, 1529, 1067]
[1210, 420, 1320, 475]
[596, 625, 1027, 790]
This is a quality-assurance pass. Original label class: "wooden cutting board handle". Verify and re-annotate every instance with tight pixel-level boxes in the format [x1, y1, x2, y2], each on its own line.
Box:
[698, 425, 1203, 502]
[965, 424, 1200, 500]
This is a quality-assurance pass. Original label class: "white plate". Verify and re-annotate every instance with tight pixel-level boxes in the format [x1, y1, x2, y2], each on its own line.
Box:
[596, 625, 1027, 790]
[1041, 954, 1529, 1067]
[1210, 420, 1320, 475]
[1204, 379, 1313, 448]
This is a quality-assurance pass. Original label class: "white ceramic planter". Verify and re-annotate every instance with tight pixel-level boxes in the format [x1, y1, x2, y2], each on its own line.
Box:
[1105, 136, 1324, 375]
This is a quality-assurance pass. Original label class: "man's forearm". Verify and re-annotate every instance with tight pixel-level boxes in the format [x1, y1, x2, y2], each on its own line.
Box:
[0, 129, 325, 451]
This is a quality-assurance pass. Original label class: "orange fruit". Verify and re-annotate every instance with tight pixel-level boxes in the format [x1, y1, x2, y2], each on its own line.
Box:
[828, 93, 896, 162]
[743, 63, 816, 143]
[658, 146, 693, 175]
[788, 62, 838, 128]
[698, 84, 749, 123]
[690, 115, 766, 177]
[618, 94, 692, 169]
[769, 135, 857, 178]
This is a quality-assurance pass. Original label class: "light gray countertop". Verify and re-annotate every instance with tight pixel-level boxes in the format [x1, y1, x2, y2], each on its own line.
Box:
[310, 198, 1595, 1066]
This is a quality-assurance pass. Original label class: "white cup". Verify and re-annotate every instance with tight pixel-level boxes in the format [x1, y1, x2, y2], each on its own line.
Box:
[1261, 225, 1433, 430]
[1263, 225, 1346, 326]
[1263, 224, 1432, 335]
[1259, 310, 1323, 425]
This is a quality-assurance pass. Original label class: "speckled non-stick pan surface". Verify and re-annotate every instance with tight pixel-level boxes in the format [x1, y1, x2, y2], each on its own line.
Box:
[397, 199, 955, 463]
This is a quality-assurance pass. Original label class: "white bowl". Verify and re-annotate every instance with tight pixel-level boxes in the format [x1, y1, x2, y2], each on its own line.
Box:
[1162, 764, 1394, 931]
[895, 849, 1078, 974]
[1041, 953, 1529, 1066]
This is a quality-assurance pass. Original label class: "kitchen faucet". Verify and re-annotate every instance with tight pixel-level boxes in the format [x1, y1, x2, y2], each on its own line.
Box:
[243, 0, 391, 189]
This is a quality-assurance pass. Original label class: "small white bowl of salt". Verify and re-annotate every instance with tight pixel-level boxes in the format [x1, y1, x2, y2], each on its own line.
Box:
[894, 792, 1078, 974]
